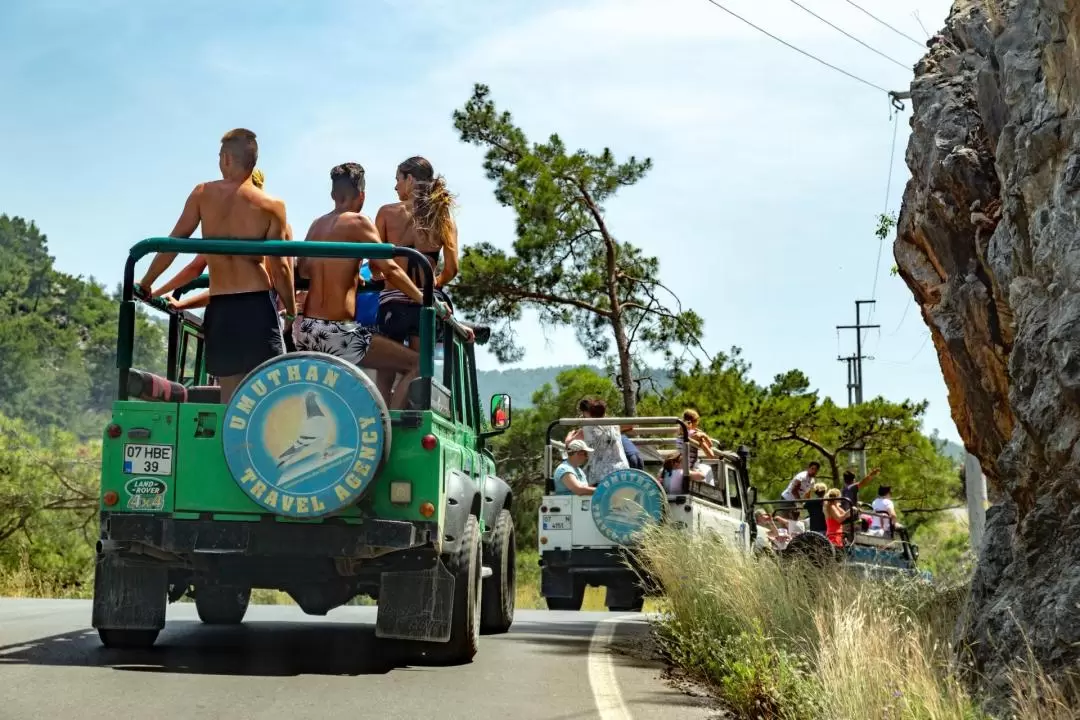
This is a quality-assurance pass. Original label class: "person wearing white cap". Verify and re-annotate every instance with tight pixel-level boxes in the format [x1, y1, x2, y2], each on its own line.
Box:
[553, 439, 595, 496]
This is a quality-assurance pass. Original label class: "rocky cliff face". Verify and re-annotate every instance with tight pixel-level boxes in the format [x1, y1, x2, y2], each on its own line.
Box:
[895, 0, 1080, 699]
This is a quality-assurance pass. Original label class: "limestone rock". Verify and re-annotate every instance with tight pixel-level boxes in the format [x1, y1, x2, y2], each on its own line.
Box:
[895, 0, 1080, 702]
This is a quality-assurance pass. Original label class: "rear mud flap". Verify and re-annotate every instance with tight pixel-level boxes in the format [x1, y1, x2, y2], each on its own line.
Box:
[375, 559, 455, 643]
[91, 553, 167, 631]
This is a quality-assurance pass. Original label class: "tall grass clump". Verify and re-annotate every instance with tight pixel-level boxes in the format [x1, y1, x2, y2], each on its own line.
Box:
[633, 525, 990, 720]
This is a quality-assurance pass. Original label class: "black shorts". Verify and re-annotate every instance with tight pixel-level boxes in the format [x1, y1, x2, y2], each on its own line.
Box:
[377, 291, 453, 343]
[204, 290, 285, 378]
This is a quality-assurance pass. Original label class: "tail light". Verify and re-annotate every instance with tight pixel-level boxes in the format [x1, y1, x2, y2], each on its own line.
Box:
[421, 434, 437, 451]
[103, 491, 119, 506]
[106, 423, 122, 439]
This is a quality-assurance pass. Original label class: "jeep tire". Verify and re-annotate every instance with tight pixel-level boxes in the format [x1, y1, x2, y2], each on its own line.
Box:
[545, 577, 585, 611]
[195, 584, 251, 625]
[480, 508, 515, 634]
[418, 514, 482, 665]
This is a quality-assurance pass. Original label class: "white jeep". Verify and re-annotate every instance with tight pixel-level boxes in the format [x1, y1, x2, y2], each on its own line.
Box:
[536, 416, 754, 611]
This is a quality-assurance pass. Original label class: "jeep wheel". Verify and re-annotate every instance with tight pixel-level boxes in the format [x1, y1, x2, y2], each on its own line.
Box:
[545, 579, 585, 611]
[195, 585, 251, 625]
[418, 514, 482, 665]
[782, 531, 837, 568]
[97, 628, 159, 649]
[480, 509, 515, 634]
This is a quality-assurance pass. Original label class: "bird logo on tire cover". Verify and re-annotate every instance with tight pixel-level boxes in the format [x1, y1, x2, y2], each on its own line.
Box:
[591, 468, 667, 544]
[221, 353, 388, 517]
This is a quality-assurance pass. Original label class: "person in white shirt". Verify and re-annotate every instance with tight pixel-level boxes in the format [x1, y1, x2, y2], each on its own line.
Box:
[869, 485, 899, 537]
[779, 461, 820, 519]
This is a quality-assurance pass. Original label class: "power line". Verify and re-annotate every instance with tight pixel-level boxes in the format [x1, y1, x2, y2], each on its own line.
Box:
[783, 0, 909, 70]
[701, 0, 890, 94]
[912, 11, 931, 39]
[842, 0, 926, 48]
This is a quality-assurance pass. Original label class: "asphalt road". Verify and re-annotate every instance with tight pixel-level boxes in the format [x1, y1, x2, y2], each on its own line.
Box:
[0, 600, 717, 720]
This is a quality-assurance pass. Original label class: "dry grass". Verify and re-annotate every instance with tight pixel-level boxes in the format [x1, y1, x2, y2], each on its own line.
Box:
[0, 554, 92, 599]
[629, 525, 1077, 720]
[1006, 660, 1079, 720]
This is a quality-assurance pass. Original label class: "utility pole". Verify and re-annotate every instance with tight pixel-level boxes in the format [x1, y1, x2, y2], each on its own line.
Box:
[837, 300, 880, 478]
[839, 354, 857, 406]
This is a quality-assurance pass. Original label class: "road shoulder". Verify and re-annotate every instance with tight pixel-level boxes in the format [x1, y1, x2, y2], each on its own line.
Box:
[601, 615, 724, 719]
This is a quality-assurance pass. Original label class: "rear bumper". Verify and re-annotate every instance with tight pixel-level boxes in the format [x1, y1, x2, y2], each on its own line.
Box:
[540, 548, 643, 598]
[540, 548, 636, 570]
[100, 512, 435, 557]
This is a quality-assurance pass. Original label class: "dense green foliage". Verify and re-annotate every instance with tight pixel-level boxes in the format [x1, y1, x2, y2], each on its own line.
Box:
[0, 214, 167, 588]
[451, 84, 703, 414]
[0, 214, 167, 435]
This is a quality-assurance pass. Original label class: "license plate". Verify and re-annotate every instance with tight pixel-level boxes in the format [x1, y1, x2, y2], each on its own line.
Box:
[123, 444, 173, 476]
[542, 514, 571, 531]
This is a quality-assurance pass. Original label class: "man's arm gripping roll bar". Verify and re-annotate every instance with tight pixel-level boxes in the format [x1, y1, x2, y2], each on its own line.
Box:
[123, 238, 473, 339]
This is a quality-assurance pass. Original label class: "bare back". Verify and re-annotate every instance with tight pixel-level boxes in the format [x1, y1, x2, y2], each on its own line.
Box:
[301, 211, 375, 321]
[196, 179, 285, 295]
[376, 202, 434, 276]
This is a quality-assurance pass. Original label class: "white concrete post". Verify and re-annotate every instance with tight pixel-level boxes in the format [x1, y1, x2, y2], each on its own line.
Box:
[965, 452, 987, 552]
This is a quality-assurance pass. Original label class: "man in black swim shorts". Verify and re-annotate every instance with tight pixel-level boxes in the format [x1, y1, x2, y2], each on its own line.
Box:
[136, 128, 295, 403]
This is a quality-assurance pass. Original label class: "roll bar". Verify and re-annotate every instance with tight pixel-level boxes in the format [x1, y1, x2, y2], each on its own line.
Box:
[545, 416, 691, 478]
[117, 238, 471, 399]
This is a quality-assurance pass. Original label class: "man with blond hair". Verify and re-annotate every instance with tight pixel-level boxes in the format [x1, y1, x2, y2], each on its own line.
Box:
[137, 128, 295, 402]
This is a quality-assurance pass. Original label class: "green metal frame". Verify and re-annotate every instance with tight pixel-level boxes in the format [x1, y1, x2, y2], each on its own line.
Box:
[118, 237, 474, 400]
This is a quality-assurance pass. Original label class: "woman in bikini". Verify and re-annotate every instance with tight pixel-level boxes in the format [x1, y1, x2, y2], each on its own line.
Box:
[373, 156, 459, 399]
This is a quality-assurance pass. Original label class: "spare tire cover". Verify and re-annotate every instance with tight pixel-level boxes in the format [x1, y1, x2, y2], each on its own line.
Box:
[590, 468, 667, 544]
[221, 351, 391, 518]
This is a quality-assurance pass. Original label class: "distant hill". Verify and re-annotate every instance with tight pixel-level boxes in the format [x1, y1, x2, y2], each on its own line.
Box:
[939, 438, 966, 462]
[475, 365, 671, 408]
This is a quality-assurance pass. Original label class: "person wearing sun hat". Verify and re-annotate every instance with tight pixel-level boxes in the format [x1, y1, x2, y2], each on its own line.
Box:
[553, 439, 595, 496]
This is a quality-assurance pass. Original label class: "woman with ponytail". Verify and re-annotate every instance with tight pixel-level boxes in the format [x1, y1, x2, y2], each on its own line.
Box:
[373, 156, 460, 396]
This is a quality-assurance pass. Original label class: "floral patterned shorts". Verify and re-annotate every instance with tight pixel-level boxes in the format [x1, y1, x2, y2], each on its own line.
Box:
[292, 316, 374, 367]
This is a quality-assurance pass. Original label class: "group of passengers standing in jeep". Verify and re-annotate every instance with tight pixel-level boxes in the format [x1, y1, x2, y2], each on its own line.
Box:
[134, 128, 459, 412]
[755, 461, 903, 551]
[552, 405, 719, 496]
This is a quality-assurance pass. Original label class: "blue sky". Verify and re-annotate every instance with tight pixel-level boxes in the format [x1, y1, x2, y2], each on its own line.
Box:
[0, 0, 961, 442]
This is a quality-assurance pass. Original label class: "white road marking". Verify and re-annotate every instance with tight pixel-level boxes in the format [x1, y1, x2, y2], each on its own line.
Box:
[587, 615, 634, 720]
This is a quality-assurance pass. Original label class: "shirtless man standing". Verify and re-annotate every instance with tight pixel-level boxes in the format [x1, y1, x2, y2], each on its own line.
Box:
[136, 129, 296, 403]
[293, 162, 444, 410]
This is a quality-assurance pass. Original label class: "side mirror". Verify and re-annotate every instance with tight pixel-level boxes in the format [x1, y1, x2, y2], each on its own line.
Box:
[490, 393, 511, 430]
[746, 485, 758, 508]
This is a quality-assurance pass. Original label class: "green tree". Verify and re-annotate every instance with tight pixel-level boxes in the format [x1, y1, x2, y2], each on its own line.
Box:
[0, 214, 166, 435]
[0, 412, 98, 587]
[451, 84, 704, 415]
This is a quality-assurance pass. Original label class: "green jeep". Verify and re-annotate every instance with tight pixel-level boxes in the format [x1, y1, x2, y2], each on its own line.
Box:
[92, 237, 517, 665]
